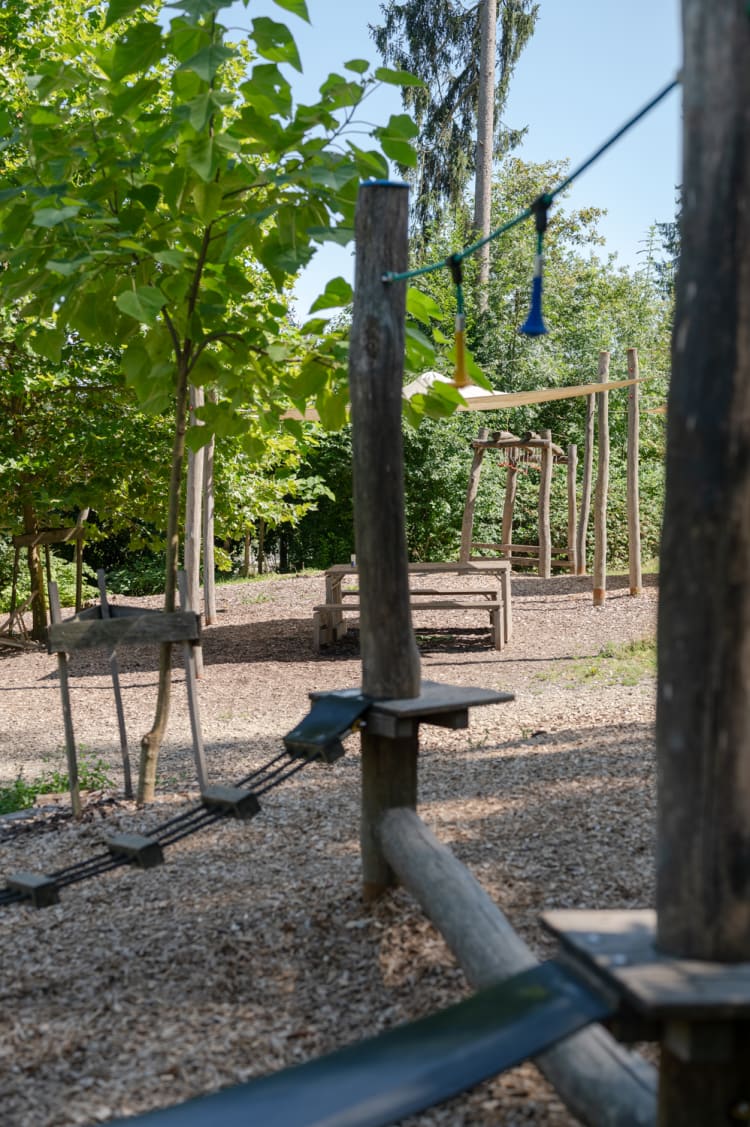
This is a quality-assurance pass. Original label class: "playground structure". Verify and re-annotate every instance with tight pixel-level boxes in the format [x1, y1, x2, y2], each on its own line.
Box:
[110, 156, 749, 1127]
[1, 509, 89, 645]
[458, 350, 644, 604]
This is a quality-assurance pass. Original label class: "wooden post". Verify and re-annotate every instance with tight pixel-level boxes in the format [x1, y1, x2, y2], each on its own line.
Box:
[567, 444, 578, 574]
[537, 429, 553, 578]
[185, 385, 204, 673]
[177, 571, 208, 791]
[656, 3, 750, 1120]
[48, 582, 82, 818]
[74, 508, 89, 614]
[202, 388, 217, 625]
[501, 458, 518, 560]
[459, 428, 487, 562]
[577, 353, 607, 574]
[627, 349, 643, 596]
[349, 181, 420, 902]
[97, 570, 133, 799]
[592, 388, 609, 606]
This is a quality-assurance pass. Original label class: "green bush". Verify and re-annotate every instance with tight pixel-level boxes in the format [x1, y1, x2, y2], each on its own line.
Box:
[105, 553, 166, 597]
[0, 754, 114, 815]
[0, 552, 97, 613]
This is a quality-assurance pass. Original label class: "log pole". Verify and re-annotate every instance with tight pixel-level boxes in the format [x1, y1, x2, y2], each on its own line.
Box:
[348, 181, 421, 901]
[538, 429, 553, 578]
[626, 349, 643, 596]
[577, 353, 606, 574]
[202, 388, 217, 625]
[656, 3, 750, 1120]
[592, 385, 610, 606]
[379, 809, 657, 1127]
[501, 457, 518, 560]
[567, 443, 578, 574]
[459, 429, 487, 562]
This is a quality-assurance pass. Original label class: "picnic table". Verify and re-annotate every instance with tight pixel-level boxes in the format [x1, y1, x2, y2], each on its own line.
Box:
[314, 561, 512, 652]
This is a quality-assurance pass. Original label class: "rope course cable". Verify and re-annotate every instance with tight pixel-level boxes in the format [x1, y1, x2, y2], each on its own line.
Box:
[383, 73, 681, 304]
[0, 745, 326, 909]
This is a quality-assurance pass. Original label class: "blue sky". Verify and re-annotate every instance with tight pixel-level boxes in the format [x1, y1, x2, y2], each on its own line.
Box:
[249, 0, 682, 314]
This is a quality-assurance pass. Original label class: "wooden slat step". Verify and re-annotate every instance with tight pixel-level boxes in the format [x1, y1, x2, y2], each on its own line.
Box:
[6, 871, 60, 908]
[202, 786, 260, 820]
[106, 833, 164, 869]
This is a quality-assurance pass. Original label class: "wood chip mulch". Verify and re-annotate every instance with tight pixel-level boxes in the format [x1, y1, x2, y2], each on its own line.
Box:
[0, 570, 659, 1127]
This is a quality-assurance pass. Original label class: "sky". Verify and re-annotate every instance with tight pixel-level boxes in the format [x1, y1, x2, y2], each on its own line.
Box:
[247, 0, 683, 315]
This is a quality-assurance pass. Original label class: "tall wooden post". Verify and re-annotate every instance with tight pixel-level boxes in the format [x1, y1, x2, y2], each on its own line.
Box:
[577, 352, 607, 574]
[626, 349, 643, 596]
[185, 384, 205, 674]
[349, 182, 421, 902]
[202, 388, 217, 625]
[459, 428, 487, 562]
[537, 429, 553, 578]
[566, 444, 578, 574]
[474, 0, 496, 313]
[656, 2, 750, 1120]
[501, 459, 518, 559]
[592, 389, 609, 606]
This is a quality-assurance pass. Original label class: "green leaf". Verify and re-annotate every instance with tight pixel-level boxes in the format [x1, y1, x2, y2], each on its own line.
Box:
[374, 67, 425, 88]
[271, 0, 310, 20]
[404, 324, 436, 371]
[104, 0, 147, 28]
[177, 44, 236, 83]
[185, 136, 217, 182]
[166, 0, 230, 19]
[406, 287, 442, 325]
[29, 328, 66, 364]
[316, 387, 348, 430]
[116, 286, 168, 325]
[344, 59, 370, 74]
[192, 182, 222, 221]
[240, 64, 292, 116]
[153, 250, 186, 268]
[107, 23, 164, 82]
[290, 358, 329, 398]
[251, 17, 302, 72]
[378, 135, 418, 168]
[309, 276, 353, 313]
[32, 204, 81, 228]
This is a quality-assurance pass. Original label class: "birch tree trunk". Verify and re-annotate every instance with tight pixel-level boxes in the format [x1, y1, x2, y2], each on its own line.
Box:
[474, 0, 497, 313]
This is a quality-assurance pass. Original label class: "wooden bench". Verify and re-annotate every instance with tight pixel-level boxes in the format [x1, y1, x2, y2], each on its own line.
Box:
[313, 594, 503, 652]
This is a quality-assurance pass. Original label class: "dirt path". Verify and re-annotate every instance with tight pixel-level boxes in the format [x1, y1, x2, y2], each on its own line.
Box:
[0, 571, 658, 1126]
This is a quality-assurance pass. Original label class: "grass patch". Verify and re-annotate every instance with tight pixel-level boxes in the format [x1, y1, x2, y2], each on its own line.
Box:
[537, 637, 656, 688]
[0, 754, 113, 815]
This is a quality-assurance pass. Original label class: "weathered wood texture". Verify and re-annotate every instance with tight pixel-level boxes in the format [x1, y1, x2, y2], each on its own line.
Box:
[97, 570, 133, 799]
[567, 444, 578, 574]
[576, 356, 603, 574]
[202, 387, 217, 625]
[185, 384, 205, 676]
[48, 612, 199, 653]
[178, 572, 208, 790]
[657, 0, 750, 963]
[459, 429, 487, 563]
[501, 464, 518, 561]
[48, 583, 82, 818]
[348, 181, 420, 700]
[627, 349, 643, 596]
[592, 387, 610, 606]
[537, 430, 553, 578]
[379, 809, 657, 1127]
[348, 182, 420, 899]
[655, 7, 750, 1121]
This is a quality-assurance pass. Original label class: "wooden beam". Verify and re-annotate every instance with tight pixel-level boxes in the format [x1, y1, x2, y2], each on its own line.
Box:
[48, 611, 200, 653]
[379, 809, 657, 1127]
[348, 181, 420, 900]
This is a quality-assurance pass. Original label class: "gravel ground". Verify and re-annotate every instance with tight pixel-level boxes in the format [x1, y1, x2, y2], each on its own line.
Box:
[0, 570, 659, 1127]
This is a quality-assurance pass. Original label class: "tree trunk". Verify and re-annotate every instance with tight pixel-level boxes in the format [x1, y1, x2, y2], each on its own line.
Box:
[474, 0, 497, 313]
[242, 529, 252, 578]
[22, 502, 47, 641]
[257, 518, 265, 574]
[138, 361, 190, 804]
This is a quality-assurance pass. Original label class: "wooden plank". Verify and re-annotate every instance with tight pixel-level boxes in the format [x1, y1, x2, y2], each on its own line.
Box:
[48, 582, 82, 819]
[379, 809, 657, 1127]
[627, 349, 643, 596]
[48, 611, 200, 653]
[542, 909, 750, 1021]
[97, 570, 133, 800]
[13, 527, 85, 548]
